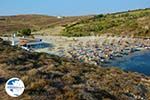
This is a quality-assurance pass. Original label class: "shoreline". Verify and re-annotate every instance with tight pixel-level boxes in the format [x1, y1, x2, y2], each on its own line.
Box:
[1, 35, 150, 76]
[105, 49, 150, 76]
[32, 36, 150, 66]
[1, 35, 150, 67]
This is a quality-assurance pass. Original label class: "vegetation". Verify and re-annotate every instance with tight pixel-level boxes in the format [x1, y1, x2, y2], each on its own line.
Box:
[19, 28, 31, 36]
[62, 8, 150, 38]
[0, 15, 92, 36]
[0, 39, 150, 100]
[1, 8, 149, 37]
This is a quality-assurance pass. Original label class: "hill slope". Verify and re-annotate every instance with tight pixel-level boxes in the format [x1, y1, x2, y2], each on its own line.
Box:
[62, 8, 150, 38]
[1, 8, 150, 37]
[0, 39, 150, 100]
[0, 14, 92, 36]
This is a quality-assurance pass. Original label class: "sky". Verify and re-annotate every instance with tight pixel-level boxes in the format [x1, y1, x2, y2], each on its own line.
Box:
[0, 0, 150, 16]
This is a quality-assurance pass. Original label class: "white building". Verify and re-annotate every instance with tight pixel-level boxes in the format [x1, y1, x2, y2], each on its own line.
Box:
[11, 34, 49, 51]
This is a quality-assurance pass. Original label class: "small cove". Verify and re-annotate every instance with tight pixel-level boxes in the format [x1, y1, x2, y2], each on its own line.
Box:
[106, 50, 150, 76]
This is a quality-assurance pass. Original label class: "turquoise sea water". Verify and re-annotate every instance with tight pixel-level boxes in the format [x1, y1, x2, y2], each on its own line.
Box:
[108, 50, 150, 76]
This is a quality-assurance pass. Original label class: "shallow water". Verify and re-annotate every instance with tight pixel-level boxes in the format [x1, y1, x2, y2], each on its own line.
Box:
[108, 50, 150, 76]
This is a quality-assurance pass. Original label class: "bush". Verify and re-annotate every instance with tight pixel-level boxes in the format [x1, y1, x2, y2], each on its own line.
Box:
[20, 28, 31, 36]
[94, 14, 105, 19]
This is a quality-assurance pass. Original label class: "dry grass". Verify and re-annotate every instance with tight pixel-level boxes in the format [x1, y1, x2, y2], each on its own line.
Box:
[0, 39, 150, 100]
[0, 14, 93, 36]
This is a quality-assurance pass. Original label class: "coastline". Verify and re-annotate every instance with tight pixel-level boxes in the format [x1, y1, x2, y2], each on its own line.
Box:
[106, 49, 150, 76]
[1, 35, 150, 76]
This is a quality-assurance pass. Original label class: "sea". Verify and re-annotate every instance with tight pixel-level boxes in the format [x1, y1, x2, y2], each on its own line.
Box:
[107, 50, 150, 76]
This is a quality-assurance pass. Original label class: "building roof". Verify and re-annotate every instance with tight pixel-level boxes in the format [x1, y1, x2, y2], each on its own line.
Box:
[19, 38, 42, 46]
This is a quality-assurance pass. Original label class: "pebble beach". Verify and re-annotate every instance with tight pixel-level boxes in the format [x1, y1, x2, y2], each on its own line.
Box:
[34, 36, 150, 66]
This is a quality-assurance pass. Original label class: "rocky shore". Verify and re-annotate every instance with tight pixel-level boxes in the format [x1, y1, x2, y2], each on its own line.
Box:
[35, 36, 150, 67]
[0, 38, 150, 100]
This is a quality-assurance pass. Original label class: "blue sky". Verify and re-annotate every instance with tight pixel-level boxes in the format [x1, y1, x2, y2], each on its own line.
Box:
[0, 0, 150, 16]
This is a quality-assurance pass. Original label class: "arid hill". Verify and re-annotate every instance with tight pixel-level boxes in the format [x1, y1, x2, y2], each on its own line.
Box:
[1, 8, 150, 38]
[0, 39, 150, 100]
[0, 14, 92, 36]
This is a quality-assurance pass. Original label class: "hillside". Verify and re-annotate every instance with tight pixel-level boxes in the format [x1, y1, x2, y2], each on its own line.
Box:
[0, 14, 92, 36]
[1, 8, 150, 37]
[0, 39, 150, 100]
[62, 8, 150, 38]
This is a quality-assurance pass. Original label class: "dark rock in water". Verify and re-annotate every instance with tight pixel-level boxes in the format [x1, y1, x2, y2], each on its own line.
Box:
[120, 51, 128, 55]
[113, 52, 123, 57]
[130, 48, 140, 53]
